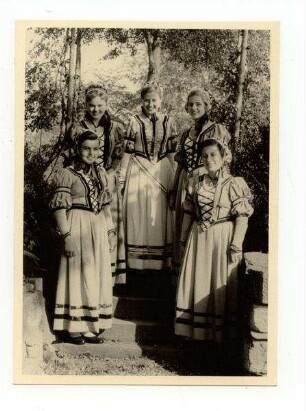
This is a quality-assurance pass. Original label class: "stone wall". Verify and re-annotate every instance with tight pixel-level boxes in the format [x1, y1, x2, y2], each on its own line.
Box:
[242, 252, 268, 375]
[23, 279, 55, 375]
[21, 253, 269, 376]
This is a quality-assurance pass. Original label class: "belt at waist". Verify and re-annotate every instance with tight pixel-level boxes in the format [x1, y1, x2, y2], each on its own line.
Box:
[197, 216, 234, 230]
[69, 204, 109, 215]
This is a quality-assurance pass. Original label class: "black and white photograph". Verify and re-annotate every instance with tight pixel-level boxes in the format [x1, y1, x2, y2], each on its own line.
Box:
[15, 20, 278, 384]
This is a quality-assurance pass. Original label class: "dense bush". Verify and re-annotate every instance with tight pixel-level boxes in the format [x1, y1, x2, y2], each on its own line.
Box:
[24, 28, 270, 263]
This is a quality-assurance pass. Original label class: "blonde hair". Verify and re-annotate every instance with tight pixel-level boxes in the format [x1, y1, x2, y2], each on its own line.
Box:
[140, 83, 163, 99]
[85, 84, 108, 103]
[185, 88, 211, 113]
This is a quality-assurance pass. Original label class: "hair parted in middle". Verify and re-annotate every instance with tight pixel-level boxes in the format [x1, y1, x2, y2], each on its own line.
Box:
[185, 88, 211, 113]
[85, 84, 108, 102]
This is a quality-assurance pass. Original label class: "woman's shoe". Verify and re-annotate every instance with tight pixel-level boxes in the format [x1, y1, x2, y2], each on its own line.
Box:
[82, 335, 104, 344]
[62, 334, 86, 345]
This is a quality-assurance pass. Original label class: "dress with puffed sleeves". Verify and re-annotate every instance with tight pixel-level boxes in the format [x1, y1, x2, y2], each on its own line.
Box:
[172, 118, 232, 275]
[49, 166, 114, 333]
[60, 116, 126, 285]
[122, 110, 178, 272]
[175, 172, 253, 342]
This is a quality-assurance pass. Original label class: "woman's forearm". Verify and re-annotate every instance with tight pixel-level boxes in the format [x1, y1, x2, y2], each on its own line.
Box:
[53, 209, 70, 235]
[180, 214, 194, 243]
[120, 153, 132, 171]
[231, 216, 249, 251]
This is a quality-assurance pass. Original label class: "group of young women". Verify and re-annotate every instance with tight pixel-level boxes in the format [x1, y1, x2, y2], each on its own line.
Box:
[49, 83, 253, 345]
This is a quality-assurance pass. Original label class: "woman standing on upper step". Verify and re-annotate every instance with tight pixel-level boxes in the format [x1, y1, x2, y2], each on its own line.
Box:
[168, 88, 232, 276]
[118, 83, 178, 274]
[62, 84, 126, 285]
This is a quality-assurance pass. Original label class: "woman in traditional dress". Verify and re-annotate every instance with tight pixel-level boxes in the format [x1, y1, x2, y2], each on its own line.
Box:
[119, 83, 178, 272]
[168, 88, 232, 275]
[50, 131, 116, 344]
[63, 84, 126, 284]
[175, 138, 253, 343]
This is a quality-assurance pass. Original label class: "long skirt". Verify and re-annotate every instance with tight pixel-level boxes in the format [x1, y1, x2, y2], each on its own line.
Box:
[172, 167, 204, 276]
[175, 220, 240, 343]
[107, 168, 126, 285]
[172, 169, 187, 276]
[123, 155, 174, 271]
[53, 209, 113, 333]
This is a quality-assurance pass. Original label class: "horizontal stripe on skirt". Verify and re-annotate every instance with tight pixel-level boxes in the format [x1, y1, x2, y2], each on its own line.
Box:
[175, 220, 240, 342]
[123, 155, 174, 271]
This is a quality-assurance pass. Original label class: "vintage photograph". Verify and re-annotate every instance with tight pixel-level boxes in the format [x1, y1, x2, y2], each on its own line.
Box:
[16, 21, 277, 384]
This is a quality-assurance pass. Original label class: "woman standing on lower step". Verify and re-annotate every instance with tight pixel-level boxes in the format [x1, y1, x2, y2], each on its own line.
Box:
[175, 137, 253, 345]
[50, 131, 116, 344]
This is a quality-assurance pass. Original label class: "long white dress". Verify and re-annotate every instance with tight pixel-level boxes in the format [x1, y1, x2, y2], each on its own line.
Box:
[50, 165, 115, 333]
[123, 110, 178, 271]
[175, 171, 253, 342]
[173, 118, 232, 275]
[64, 116, 126, 284]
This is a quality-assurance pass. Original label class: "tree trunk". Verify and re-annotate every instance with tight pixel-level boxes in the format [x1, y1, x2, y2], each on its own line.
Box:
[143, 30, 161, 83]
[233, 30, 248, 147]
[73, 29, 82, 118]
[66, 28, 77, 129]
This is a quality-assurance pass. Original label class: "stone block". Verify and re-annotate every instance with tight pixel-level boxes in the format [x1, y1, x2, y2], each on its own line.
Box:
[244, 252, 268, 305]
[101, 318, 174, 343]
[243, 339, 267, 375]
[250, 330, 268, 341]
[23, 288, 45, 374]
[250, 304, 268, 333]
[55, 341, 143, 359]
[23, 284, 55, 374]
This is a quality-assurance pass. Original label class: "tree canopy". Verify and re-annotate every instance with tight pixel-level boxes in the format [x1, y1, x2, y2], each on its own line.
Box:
[24, 27, 270, 255]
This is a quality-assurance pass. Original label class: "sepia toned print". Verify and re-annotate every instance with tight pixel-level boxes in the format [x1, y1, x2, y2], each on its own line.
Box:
[15, 20, 278, 385]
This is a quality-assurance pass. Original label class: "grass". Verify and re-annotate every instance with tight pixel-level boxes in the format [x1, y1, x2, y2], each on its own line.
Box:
[43, 351, 177, 376]
[43, 341, 248, 376]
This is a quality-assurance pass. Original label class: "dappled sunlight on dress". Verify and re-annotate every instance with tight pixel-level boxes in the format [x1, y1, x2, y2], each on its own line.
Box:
[175, 171, 253, 342]
[173, 118, 232, 275]
[63, 116, 126, 284]
[49, 165, 115, 333]
[122, 110, 178, 271]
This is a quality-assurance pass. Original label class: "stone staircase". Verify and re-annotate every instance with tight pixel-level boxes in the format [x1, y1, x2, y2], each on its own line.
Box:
[55, 271, 178, 359]
[102, 295, 175, 343]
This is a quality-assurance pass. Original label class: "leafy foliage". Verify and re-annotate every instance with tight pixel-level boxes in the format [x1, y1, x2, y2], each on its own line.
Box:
[24, 143, 55, 255]
[24, 27, 271, 259]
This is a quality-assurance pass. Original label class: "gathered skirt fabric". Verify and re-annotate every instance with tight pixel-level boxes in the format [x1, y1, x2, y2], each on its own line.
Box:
[172, 169, 187, 275]
[107, 168, 126, 285]
[53, 209, 113, 333]
[123, 155, 174, 271]
[175, 220, 240, 343]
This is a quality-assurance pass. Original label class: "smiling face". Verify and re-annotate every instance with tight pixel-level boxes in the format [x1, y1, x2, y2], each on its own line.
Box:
[142, 91, 161, 116]
[86, 96, 107, 122]
[78, 139, 99, 165]
[187, 95, 206, 120]
[201, 144, 224, 177]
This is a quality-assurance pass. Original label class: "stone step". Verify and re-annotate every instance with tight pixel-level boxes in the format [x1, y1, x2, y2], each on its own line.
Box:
[54, 341, 143, 359]
[100, 318, 174, 343]
[112, 296, 175, 321]
[53, 341, 187, 360]
[114, 269, 177, 298]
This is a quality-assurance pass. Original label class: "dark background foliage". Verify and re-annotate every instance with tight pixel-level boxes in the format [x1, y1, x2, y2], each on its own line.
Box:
[24, 28, 270, 265]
